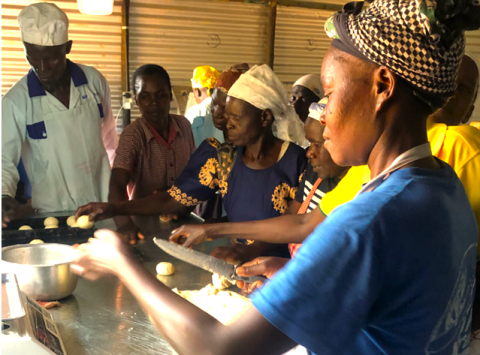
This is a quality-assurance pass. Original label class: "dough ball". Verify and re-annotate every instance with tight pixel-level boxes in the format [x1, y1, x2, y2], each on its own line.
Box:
[70, 222, 79, 228]
[19, 225, 32, 230]
[156, 262, 175, 276]
[66, 216, 76, 227]
[212, 273, 232, 290]
[44, 217, 59, 227]
[30, 239, 44, 244]
[76, 215, 94, 229]
[45, 225, 58, 229]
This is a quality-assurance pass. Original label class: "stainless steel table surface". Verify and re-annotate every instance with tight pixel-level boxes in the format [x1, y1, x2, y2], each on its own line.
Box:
[46, 214, 233, 355]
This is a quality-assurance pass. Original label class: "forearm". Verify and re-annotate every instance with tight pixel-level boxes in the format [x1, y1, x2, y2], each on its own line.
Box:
[116, 258, 227, 355]
[114, 191, 192, 217]
[205, 212, 320, 244]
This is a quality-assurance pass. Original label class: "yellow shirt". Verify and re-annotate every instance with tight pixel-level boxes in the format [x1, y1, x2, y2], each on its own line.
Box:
[320, 120, 480, 253]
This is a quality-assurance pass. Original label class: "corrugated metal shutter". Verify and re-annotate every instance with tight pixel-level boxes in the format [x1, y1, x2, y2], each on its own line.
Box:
[128, 0, 268, 118]
[1, 0, 122, 116]
[273, 5, 333, 92]
[466, 32, 480, 122]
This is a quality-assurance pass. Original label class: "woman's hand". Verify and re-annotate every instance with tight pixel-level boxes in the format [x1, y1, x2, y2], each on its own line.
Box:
[211, 243, 263, 265]
[169, 224, 212, 247]
[75, 202, 116, 222]
[71, 229, 135, 280]
[235, 257, 289, 294]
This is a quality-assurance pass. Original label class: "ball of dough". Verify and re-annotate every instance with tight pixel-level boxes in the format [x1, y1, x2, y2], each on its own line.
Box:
[70, 222, 79, 228]
[76, 215, 94, 229]
[44, 217, 59, 227]
[156, 262, 175, 276]
[30, 239, 44, 244]
[66, 216, 76, 227]
[45, 225, 58, 229]
[212, 273, 232, 290]
[19, 225, 32, 230]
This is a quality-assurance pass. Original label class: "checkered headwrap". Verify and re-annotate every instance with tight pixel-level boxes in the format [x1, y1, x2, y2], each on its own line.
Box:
[325, 0, 480, 108]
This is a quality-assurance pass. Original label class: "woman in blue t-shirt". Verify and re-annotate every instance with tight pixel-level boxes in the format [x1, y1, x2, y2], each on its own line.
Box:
[71, 2, 480, 354]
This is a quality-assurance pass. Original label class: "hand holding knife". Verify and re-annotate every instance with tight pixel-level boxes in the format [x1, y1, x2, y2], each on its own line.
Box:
[153, 238, 267, 284]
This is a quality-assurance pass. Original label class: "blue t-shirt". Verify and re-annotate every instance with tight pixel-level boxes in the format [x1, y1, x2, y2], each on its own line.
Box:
[252, 162, 478, 355]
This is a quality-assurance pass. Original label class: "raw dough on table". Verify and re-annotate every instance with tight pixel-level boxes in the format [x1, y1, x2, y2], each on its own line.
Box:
[19, 225, 32, 230]
[173, 284, 251, 325]
[30, 239, 44, 244]
[76, 215, 94, 229]
[66, 216, 76, 227]
[212, 273, 232, 290]
[44, 217, 59, 227]
[156, 262, 175, 276]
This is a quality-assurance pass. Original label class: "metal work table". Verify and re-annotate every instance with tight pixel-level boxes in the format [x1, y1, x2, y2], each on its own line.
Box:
[41, 214, 232, 355]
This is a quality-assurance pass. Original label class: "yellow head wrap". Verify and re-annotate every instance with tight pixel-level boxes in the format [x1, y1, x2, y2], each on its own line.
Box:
[191, 65, 221, 91]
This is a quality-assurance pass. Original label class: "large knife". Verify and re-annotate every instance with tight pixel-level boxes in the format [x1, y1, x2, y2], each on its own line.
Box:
[153, 238, 267, 284]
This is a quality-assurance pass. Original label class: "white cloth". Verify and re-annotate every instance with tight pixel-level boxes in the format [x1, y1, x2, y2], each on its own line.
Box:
[185, 97, 212, 124]
[2, 61, 118, 212]
[228, 64, 305, 145]
[18, 3, 68, 46]
[293, 74, 323, 98]
[308, 98, 328, 121]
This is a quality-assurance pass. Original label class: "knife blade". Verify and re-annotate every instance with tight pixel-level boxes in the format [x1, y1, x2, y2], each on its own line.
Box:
[153, 238, 267, 284]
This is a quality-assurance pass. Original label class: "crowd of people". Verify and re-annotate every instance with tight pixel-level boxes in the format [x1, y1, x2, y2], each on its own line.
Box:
[3, 1, 480, 354]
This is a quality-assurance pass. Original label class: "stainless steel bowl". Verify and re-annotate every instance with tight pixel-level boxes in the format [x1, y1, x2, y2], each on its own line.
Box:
[1, 244, 78, 301]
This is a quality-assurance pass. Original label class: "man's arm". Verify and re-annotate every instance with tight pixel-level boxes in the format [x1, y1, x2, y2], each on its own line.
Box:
[2, 96, 26, 225]
[2, 96, 24, 198]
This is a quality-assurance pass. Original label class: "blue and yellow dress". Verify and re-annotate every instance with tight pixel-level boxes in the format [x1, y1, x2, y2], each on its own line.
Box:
[168, 138, 308, 222]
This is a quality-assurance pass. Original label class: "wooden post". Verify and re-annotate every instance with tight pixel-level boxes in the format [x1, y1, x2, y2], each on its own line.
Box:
[265, 1, 277, 68]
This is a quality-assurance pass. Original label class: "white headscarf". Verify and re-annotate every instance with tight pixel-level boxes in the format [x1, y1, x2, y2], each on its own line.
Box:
[18, 3, 69, 46]
[293, 74, 323, 98]
[228, 64, 305, 145]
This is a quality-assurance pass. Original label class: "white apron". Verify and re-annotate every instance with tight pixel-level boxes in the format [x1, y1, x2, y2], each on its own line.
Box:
[27, 83, 111, 212]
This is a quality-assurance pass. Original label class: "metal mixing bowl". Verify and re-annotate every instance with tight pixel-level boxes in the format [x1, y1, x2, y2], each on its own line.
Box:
[1, 243, 78, 301]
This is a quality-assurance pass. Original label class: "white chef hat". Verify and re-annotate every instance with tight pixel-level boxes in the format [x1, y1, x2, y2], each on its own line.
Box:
[293, 74, 323, 98]
[18, 3, 69, 46]
[228, 64, 305, 143]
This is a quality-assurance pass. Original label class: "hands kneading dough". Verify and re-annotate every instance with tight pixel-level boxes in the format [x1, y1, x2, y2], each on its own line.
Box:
[156, 262, 175, 276]
[76, 215, 94, 229]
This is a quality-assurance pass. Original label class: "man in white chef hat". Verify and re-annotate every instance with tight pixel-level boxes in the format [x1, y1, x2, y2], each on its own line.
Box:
[2, 2, 119, 225]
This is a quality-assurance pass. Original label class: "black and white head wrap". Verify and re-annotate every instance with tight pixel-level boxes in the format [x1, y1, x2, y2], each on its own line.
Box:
[325, 0, 480, 109]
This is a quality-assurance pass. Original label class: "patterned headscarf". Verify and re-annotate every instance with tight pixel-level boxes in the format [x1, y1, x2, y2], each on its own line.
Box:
[215, 63, 250, 94]
[325, 0, 480, 109]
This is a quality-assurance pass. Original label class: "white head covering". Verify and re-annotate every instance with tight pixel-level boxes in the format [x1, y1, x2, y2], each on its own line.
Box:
[228, 64, 305, 144]
[18, 3, 69, 46]
[293, 74, 323, 98]
[308, 98, 328, 121]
